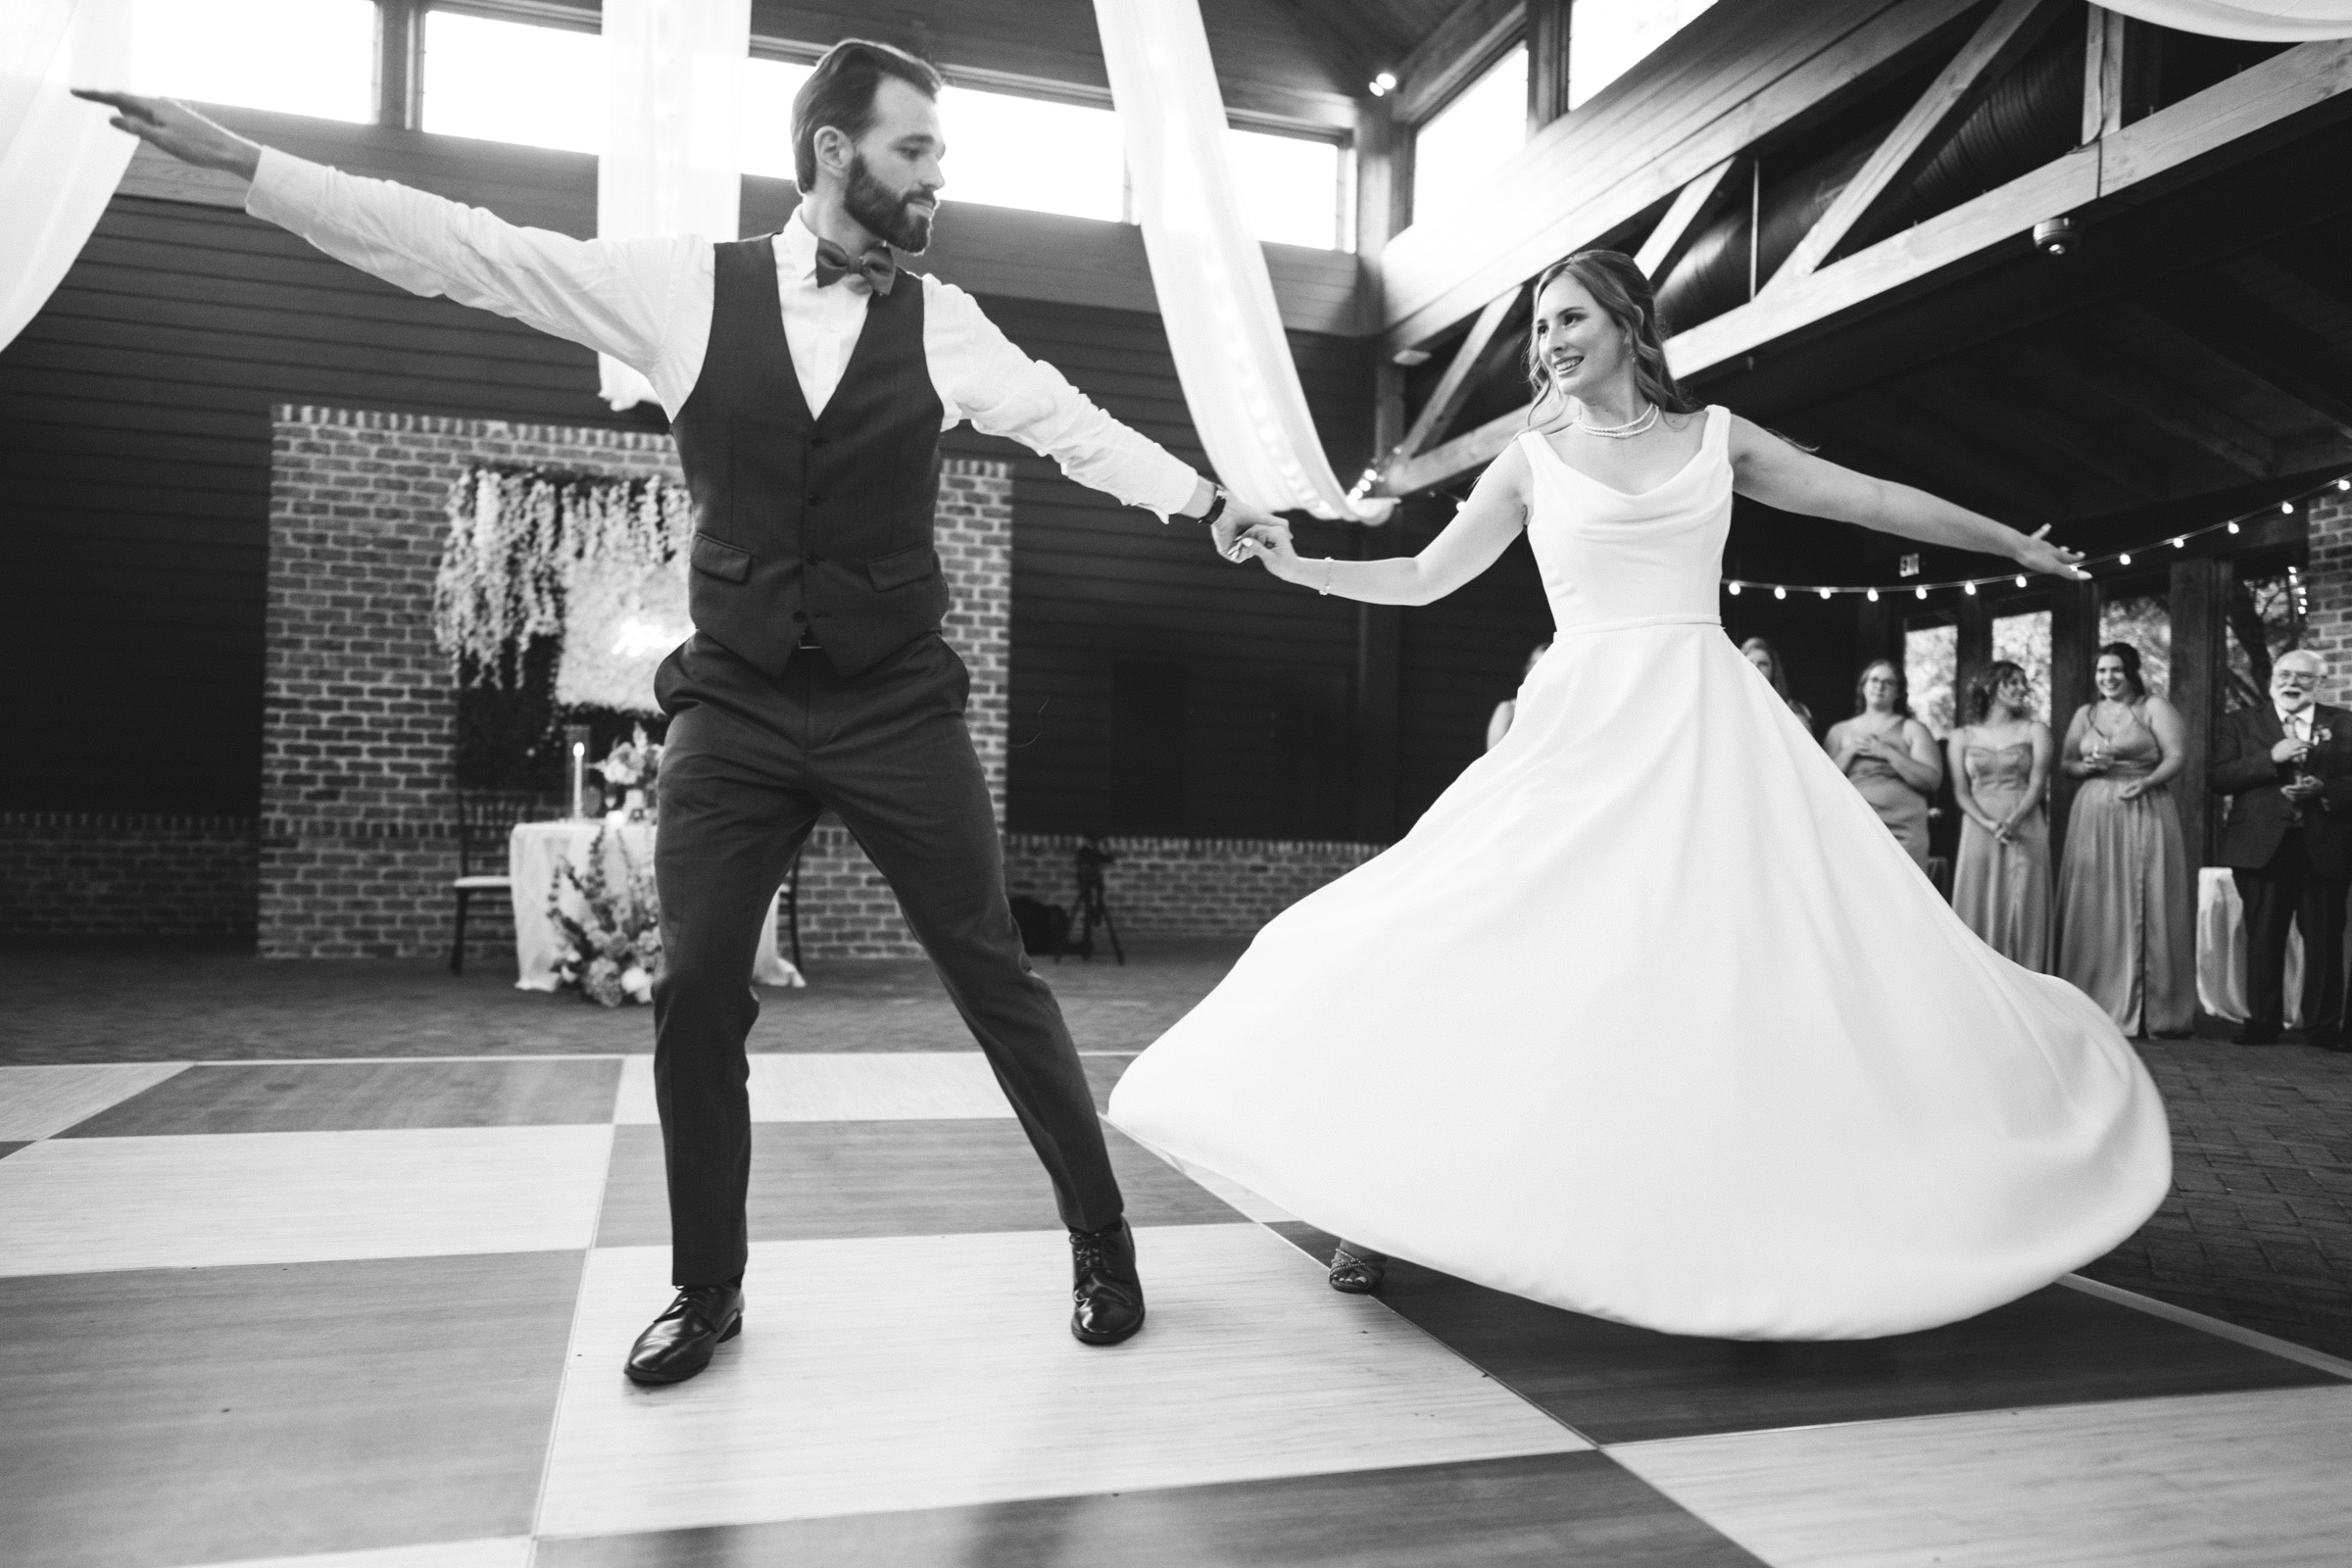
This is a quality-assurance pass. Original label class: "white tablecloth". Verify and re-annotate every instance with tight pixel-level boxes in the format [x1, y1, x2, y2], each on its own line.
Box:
[510, 819, 802, 991]
[2192, 864, 2352, 1025]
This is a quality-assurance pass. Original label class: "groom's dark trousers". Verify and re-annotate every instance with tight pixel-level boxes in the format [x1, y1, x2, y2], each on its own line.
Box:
[649, 234, 1122, 1288]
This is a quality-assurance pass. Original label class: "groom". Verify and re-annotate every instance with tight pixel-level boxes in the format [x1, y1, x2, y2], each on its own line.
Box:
[81, 38, 1282, 1384]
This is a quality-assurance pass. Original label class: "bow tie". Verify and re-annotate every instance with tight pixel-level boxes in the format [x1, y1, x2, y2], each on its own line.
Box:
[812, 237, 897, 296]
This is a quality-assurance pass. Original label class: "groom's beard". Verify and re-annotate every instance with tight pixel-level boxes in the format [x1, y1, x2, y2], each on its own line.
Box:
[845, 153, 934, 252]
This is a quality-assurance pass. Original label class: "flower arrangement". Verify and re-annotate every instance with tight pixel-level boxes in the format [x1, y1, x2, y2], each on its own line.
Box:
[548, 823, 662, 1006]
[593, 723, 663, 808]
[432, 466, 694, 687]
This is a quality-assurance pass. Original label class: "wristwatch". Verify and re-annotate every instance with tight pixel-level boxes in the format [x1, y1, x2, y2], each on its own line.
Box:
[1194, 484, 1229, 527]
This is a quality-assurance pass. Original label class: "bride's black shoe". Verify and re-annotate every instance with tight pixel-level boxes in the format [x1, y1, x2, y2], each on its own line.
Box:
[1328, 1243, 1387, 1294]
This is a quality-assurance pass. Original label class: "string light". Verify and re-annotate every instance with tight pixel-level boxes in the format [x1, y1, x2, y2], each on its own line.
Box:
[1728, 581, 1741, 595]
[1716, 474, 2349, 600]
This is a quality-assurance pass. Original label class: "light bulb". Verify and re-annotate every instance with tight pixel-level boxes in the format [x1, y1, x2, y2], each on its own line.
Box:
[2229, 521, 2240, 534]
[1867, 588, 1880, 602]
[1915, 587, 1927, 600]
[1728, 581, 1741, 595]
[1818, 588, 1831, 600]
[2015, 575, 2027, 587]
[1964, 582, 1977, 595]
[1774, 586, 1787, 600]
[2282, 501, 2295, 514]
[2173, 537, 2185, 549]
[2119, 553, 2132, 564]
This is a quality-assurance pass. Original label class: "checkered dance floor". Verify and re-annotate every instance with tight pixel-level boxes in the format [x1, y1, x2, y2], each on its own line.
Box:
[6, 1052, 2351, 1567]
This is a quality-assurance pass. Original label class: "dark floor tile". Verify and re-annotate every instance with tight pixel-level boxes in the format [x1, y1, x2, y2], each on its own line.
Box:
[58, 1058, 623, 1136]
[597, 1119, 1240, 1247]
[1080, 1053, 1134, 1111]
[537, 1450, 1761, 1567]
[0, 1250, 581, 1568]
[0, 1141, 26, 1159]
[1269, 1223, 2340, 1445]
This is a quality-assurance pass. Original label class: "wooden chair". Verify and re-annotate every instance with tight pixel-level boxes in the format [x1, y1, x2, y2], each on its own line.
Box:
[449, 790, 544, 974]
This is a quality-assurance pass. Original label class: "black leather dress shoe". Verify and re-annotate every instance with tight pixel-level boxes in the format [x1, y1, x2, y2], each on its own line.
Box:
[624, 1282, 743, 1386]
[1069, 1220, 1145, 1346]
[2307, 1029, 2345, 1051]
[2236, 1024, 2282, 1046]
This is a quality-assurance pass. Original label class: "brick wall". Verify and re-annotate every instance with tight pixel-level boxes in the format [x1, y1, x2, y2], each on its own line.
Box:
[2302, 488, 2352, 672]
[0, 814, 259, 937]
[260, 407, 1015, 960]
[1002, 834, 1386, 937]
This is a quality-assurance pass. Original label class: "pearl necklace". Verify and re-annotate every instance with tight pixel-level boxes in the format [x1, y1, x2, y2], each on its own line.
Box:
[1570, 402, 1659, 440]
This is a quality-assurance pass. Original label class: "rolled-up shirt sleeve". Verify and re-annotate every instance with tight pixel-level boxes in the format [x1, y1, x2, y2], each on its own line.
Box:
[245, 147, 702, 410]
[925, 277, 1201, 518]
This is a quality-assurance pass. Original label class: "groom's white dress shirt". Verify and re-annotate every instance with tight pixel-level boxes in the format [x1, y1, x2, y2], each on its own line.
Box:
[244, 149, 1201, 516]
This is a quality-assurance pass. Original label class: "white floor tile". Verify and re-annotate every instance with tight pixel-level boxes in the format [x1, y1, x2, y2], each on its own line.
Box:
[0, 1125, 612, 1277]
[188, 1539, 530, 1568]
[538, 1223, 1583, 1538]
[0, 1063, 188, 1140]
[612, 1053, 1015, 1124]
[1611, 1384, 2352, 1568]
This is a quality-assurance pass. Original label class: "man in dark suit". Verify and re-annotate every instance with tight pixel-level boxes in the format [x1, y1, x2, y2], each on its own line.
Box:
[2209, 650, 2352, 1051]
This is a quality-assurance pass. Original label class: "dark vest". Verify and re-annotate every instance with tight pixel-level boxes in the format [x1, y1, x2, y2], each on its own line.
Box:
[669, 236, 947, 677]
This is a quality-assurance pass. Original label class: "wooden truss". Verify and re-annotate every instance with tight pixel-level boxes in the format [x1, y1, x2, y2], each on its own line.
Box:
[1372, 10, 2352, 499]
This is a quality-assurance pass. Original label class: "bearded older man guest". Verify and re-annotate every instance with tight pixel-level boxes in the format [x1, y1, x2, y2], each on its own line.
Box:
[2210, 650, 2352, 1051]
[77, 39, 1291, 1382]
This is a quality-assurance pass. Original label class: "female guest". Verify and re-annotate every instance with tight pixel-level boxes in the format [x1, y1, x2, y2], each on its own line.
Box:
[1741, 636, 1814, 733]
[1948, 661, 2053, 970]
[1486, 641, 1553, 751]
[2057, 643, 2195, 1036]
[1826, 660, 1942, 870]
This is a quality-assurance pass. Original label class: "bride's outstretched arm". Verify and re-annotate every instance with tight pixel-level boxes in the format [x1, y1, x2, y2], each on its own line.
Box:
[1230, 445, 1531, 605]
[1726, 415, 2086, 580]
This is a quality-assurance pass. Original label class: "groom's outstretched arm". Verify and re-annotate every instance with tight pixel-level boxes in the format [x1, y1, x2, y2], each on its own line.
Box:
[923, 280, 1283, 554]
[74, 90, 697, 409]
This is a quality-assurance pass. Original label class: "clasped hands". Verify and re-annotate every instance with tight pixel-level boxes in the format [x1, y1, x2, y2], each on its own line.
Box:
[2271, 736, 2326, 804]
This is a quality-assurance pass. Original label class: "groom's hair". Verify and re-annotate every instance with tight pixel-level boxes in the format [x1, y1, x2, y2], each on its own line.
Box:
[793, 39, 945, 190]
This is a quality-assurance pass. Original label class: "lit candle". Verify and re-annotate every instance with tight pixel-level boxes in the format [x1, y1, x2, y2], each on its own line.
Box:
[571, 741, 587, 820]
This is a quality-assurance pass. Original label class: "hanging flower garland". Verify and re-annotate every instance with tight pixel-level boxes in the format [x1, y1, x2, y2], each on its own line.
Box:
[430, 466, 696, 684]
[1724, 474, 2352, 604]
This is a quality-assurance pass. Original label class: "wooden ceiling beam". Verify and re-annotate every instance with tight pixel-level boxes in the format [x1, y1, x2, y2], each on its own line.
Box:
[1395, 284, 1523, 462]
[1822, 399, 2061, 529]
[2013, 339, 2273, 477]
[1634, 157, 1741, 281]
[1913, 367, 2172, 502]
[1764, 0, 2068, 293]
[2109, 295, 2352, 439]
[1374, 36, 2352, 495]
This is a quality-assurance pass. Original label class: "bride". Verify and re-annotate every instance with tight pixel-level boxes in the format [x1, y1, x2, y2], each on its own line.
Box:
[1107, 250, 2170, 1341]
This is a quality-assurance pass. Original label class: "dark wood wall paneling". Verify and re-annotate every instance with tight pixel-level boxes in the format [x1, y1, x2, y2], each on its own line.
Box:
[0, 110, 1530, 840]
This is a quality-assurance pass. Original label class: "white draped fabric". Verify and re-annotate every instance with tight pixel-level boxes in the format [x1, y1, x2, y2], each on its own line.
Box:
[1092, 0, 1391, 522]
[1, 0, 134, 354]
[2094, 0, 2352, 38]
[597, 0, 749, 411]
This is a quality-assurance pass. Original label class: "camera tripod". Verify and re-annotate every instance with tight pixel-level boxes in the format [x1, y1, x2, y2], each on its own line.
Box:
[1056, 838, 1125, 965]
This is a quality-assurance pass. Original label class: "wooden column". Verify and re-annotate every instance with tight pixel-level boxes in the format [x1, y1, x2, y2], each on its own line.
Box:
[1527, 0, 1575, 132]
[2048, 578, 2099, 862]
[2171, 556, 2228, 866]
[1353, 519, 1403, 843]
[1354, 92, 1408, 843]
[375, 0, 422, 131]
[1955, 590, 1992, 722]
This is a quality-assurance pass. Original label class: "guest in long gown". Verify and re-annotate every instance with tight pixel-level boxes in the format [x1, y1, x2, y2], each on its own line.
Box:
[1826, 659, 1941, 870]
[1947, 661, 2052, 969]
[2057, 643, 2194, 1037]
[1741, 636, 1814, 734]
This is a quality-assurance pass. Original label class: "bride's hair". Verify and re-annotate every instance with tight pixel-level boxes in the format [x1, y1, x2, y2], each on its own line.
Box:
[1524, 251, 1701, 428]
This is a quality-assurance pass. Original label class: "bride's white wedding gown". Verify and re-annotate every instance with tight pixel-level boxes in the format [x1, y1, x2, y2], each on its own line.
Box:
[1108, 408, 2171, 1341]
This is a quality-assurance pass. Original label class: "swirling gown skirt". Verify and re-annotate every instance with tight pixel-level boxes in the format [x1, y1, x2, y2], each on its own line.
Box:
[1108, 414, 2170, 1341]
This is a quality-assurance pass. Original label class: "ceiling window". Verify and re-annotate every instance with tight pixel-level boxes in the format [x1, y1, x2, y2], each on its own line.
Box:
[1227, 127, 1347, 251]
[1570, 0, 1721, 110]
[740, 56, 815, 179]
[421, 10, 604, 152]
[128, 0, 375, 123]
[1412, 44, 1527, 226]
[935, 87, 1126, 222]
